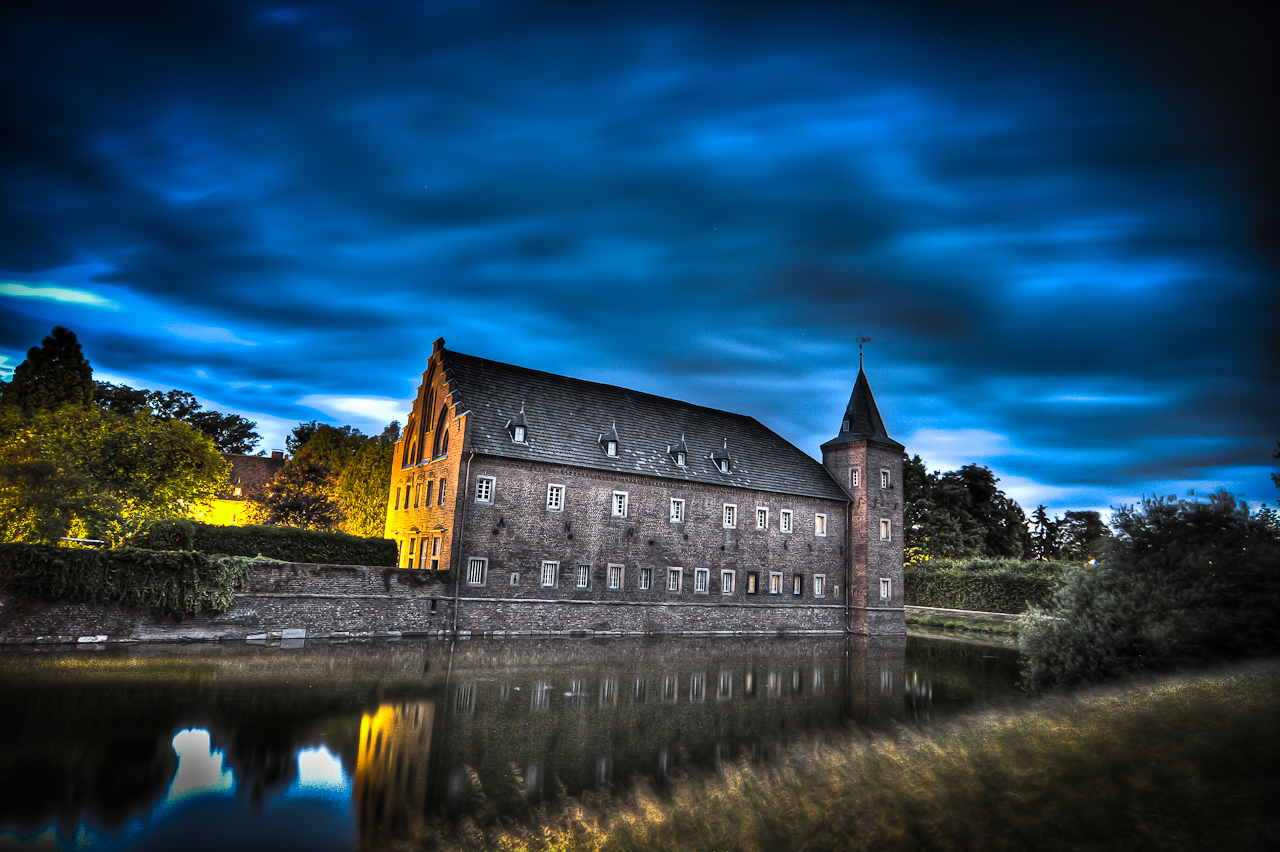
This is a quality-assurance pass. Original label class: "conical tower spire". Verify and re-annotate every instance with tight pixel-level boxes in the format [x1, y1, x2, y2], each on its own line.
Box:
[821, 365, 902, 450]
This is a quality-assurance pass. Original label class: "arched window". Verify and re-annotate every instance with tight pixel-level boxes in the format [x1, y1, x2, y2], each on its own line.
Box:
[432, 406, 450, 458]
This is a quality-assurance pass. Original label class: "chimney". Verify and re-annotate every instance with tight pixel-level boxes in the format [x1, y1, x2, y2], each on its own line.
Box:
[271, 450, 284, 460]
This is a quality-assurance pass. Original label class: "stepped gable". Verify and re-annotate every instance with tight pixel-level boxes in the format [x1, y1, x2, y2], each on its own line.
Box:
[444, 349, 848, 502]
[820, 366, 903, 451]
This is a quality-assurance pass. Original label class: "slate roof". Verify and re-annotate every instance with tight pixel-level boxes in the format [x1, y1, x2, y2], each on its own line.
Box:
[441, 349, 850, 502]
[820, 367, 903, 452]
[218, 453, 286, 500]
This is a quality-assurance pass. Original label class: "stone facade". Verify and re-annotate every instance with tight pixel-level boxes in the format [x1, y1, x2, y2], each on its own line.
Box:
[386, 339, 906, 636]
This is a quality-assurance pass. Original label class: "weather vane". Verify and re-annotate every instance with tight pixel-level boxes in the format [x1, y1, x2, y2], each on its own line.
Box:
[857, 332, 872, 369]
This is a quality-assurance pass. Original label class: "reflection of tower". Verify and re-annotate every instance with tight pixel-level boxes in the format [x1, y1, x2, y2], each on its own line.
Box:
[354, 702, 436, 843]
[844, 635, 907, 727]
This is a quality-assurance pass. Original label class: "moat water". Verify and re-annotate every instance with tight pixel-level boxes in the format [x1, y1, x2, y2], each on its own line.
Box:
[0, 632, 1022, 851]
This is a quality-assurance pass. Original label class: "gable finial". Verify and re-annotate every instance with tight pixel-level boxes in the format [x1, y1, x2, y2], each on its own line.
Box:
[857, 332, 872, 370]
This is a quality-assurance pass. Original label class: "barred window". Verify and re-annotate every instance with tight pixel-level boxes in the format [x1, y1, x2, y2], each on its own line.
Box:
[466, 557, 487, 586]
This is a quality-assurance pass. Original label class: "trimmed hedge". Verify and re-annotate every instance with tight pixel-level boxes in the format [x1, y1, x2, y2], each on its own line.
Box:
[906, 558, 1071, 614]
[131, 519, 396, 566]
[0, 543, 252, 620]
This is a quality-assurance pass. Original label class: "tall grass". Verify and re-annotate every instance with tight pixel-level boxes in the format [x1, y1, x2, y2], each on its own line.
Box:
[407, 661, 1280, 852]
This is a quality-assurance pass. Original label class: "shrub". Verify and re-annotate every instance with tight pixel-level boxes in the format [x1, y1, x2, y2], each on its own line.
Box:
[131, 519, 396, 566]
[0, 542, 252, 620]
[905, 558, 1067, 613]
[1020, 493, 1280, 692]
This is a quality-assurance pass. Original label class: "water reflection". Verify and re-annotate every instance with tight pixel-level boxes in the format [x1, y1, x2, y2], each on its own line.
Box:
[0, 634, 1020, 851]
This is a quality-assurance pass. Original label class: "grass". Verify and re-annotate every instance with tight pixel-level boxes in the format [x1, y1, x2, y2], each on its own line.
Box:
[408, 660, 1280, 852]
[905, 610, 1020, 637]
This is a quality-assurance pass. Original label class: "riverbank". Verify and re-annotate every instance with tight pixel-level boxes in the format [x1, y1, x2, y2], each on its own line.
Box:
[905, 604, 1020, 637]
[416, 659, 1280, 851]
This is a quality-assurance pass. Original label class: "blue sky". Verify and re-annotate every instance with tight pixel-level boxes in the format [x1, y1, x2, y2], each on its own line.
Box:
[2, 0, 1276, 518]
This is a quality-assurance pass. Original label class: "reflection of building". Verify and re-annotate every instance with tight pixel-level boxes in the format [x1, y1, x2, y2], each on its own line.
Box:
[387, 338, 906, 635]
[198, 452, 287, 526]
[354, 702, 436, 844]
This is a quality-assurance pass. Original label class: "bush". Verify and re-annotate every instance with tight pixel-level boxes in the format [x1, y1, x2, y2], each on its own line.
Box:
[131, 519, 397, 566]
[905, 558, 1067, 613]
[0, 542, 252, 620]
[1020, 493, 1280, 692]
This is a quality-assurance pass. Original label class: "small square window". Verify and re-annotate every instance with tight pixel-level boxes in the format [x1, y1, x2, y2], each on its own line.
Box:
[746, 572, 758, 594]
[769, 572, 783, 594]
[475, 475, 494, 504]
[605, 441, 617, 456]
[880, 577, 892, 600]
[880, 518, 892, 541]
[694, 567, 710, 594]
[723, 504, 736, 529]
[547, 483, 564, 512]
[815, 514, 827, 536]
[608, 563, 623, 589]
[717, 458, 729, 474]
[575, 563, 591, 589]
[780, 510, 793, 534]
[466, 557, 487, 586]
[793, 574, 804, 596]
[814, 575, 826, 597]
[881, 469, 891, 489]
[612, 491, 628, 518]
[510, 572, 519, 586]
[541, 560, 558, 588]
[670, 498, 685, 523]
[721, 570, 735, 595]
[639, 565, 653, 590]
[513, 425, 526, 443]
[676, 451, 686, 466]
[756, 507, 768, 530]
[667, 567, 682, 593]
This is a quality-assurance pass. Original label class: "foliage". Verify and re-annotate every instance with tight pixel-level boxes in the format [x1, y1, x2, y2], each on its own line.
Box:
[247, 455, 342, 530]
[286, 419, 365, 457]
[95, 382, 261, 454]
[0, 406, 229, 545]
[1029, 504, 1111, 561]
[1020, 491, 1280, 692]
[409, 662, 1280, 852]
[905, 557, 1065, 613]
[0, 542, 253, 620]
[131, 518, 396, 566]
[0, 326, 94, 412]
[904, 456, 1029, 560]
[335, 422, 399, 537]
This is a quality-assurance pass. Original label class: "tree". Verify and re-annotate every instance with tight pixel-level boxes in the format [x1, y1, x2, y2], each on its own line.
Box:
[1020, 491, 1280, 692]
[95, 382, 260, 454]
[247, 455, 342, 530]
[903, 455, 1027, 561]
[0, 326, 94, 412]
[1056, 510, 1110, 561]
[335, 422, 400, 537]
[294, 423, 366, 476]
[0, 406, 229, 544]
[1029, 504, 1060, 561]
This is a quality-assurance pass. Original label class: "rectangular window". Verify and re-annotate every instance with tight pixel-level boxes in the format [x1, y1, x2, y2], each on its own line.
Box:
[793, 574, 804, 596]
[756, 507, 768, 530]
[814, 574, 826, 598]
[404, 484, 412, 509]
[723, 504, 736, 529]
[438, 479, 447, 505]
[424, 480, 433, 506]
[575, 563, 591, 589]
[880, 518, 892, 541]
[408, 538, 414, 555]
[541, 560, 558, 588]
[815, 514, 827, 537]
[670, 498, 684, 523]
[414, 483, 421, 508]
[667, 567, 682, 593]
[475, 476, 494, 504]
[466, 557, 486, 586]
[747, 572, 759, 594]
[429, 535, 440, 571]
[694, 567, 709, 594]
[612, 491, 628, 518]
[780, 510, 793, 534]
[769, 572, 782, 594]
[546, 483, 564, 512]
[639, 565, 653, 590]
[394, 487, 401, 510]
[721, 570, 735, 595]
[881, 469, 891, 489]
[880, 577, 892, 600]
[850, 468, 859, 488]
[607, 563, 623, 589]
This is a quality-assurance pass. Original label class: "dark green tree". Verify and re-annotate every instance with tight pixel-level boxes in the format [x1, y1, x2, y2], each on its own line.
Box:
[0, 327, 94, 412]
[93, 381, 152, 415]
[247, 456, 342, 530]
[335, 421, 400, 537]
[1029, 504, 1060, 560]
[1057, 510, 1111, 561]
[902, 454, 983, 561]
[940, 465, 1029, 559]
[94, 383, 260, 453]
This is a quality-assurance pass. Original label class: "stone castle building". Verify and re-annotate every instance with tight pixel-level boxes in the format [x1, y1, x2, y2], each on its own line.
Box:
[385, 338, 905, 635]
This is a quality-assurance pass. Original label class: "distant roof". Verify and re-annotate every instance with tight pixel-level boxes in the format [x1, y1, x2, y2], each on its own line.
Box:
[219, 453, 286, 499]
[440, 349, 850, 502]
[820, 367, 903, 452]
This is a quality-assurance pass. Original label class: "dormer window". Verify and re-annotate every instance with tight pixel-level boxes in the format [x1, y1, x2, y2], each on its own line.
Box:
[842, 418, 850, 432]
[599, 423, 620, 458]
[506, 408, 529, 444]
[677, 451, 686, 466]
[668, 434, 690, 468]
[710, 439, 732, 474]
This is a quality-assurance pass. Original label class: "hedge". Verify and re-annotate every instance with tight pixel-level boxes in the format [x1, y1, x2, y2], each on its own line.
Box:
[0, 543, 253, 620]
[905, 558, 1072, 614]
[131, 519, 397, 567]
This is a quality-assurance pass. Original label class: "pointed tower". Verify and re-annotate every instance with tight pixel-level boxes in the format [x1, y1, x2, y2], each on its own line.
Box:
[821, 362, 905, 635]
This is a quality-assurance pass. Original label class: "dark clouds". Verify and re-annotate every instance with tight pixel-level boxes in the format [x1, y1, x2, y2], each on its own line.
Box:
[1, 0, 1277, 514]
